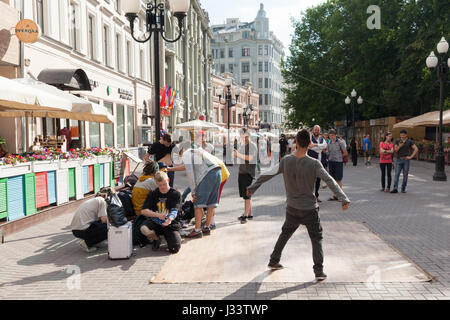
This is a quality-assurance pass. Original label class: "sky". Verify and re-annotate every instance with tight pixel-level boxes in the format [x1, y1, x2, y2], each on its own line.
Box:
[201, 0, 327, 52]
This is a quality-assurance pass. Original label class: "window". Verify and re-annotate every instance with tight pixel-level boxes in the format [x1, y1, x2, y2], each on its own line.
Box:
[220, 64, 225, 73]
[104, 102, 114, 147]
[69, 2, 78, 50]
[89, 122, 100, 147]
[103, 25, 110, 66]
[242, 31, 250, 39]
[265, 62, 269, 72]
[228, 48, 233, 58]
[258, 78, 263, 88]
[265, 78, 268, 89]
[87, 15, 95, 59]
[264, 45, 269, 56]
[241, 47, 250, 57]
[116, 104, 125, 147]
[265, 94, 268, 105]
[232, 111, 236, 124]
[220, 49, 225, 59]
[127, 106, 135, 147]
[269, 78, 272, 88]
[241, 62, 250, 73]
[259, 95, 263, 105]
[258, 45, 263, 55]
[127, 41, 132, 75]
[116, 34, 121, 71]
[229, 64, 234, 73]
[258, 61, 263, 72]
[36, 0, 44, 33]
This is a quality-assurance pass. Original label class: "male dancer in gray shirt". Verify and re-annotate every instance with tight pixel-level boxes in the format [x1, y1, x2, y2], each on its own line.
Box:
[247, 129, 350, 281]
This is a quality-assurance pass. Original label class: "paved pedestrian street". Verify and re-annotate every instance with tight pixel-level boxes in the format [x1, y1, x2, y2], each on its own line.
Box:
[0, 160, 449, 300]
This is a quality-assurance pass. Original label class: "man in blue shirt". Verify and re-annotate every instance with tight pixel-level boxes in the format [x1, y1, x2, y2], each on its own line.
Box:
[363, 135, 372, 166]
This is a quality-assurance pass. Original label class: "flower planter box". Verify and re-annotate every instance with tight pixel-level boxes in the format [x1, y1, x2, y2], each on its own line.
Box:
[0, 162, 32, 179]
[97, 155, 112, 164]
[32, 160, 60, 173]
[59, 159, 82, 169]
[80, 158, 97, 166]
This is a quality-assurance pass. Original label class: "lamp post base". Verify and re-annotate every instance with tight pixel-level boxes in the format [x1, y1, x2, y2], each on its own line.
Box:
[433, 153, 447, 181]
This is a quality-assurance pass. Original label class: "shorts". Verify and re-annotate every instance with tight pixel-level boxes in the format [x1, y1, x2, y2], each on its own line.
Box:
[239, 173, 254, 200]
[328, 161, 344, 182]
[194, 167, 221, 209]
[364, 151, 371, 157]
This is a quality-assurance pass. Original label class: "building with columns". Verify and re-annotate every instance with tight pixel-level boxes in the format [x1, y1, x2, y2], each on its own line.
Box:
[210, 3, 285, 130]
[211, 72, 259, 133]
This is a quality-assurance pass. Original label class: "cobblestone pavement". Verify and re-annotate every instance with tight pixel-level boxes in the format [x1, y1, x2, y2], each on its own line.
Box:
[0, 159, 449, 300]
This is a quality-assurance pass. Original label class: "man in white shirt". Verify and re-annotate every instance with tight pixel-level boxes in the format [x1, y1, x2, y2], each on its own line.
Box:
[288, 136, 295, 153]
[307, 125, 328, 202]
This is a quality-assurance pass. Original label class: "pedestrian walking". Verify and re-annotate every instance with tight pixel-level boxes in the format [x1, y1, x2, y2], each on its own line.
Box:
[327, 130, 348, 201]
[247, 129, 350, 281]
[279, 134, 288, 160]
[391, 130, 419, 194]
[307, 125, 327, 203]
[379, 132, 394, 193]
[363, 135, 372, 166]
[350, 137, 358, 166]
[288, 136, 295, 154]
[234, 129, 258, 224]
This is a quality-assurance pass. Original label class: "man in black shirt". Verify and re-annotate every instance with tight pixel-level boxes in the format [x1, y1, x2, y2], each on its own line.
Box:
[279, 134, 288, 160]
[391, 130, 419, 194]
[139, 171, 182, 253]
[145, 134, 176, 187]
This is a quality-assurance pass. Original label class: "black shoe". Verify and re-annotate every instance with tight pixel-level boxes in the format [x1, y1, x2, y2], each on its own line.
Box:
[239, 216, 247, 224]
[152, 238, 161, 251]
[202, 226, 211, 236]
[401, 190, 406, 193]
[315, 271, 327, 281]
[185, 229, 203, 239]
[247, 215, 253, 220]
[390, 189, 398, 194]
[268, 262, 284, 270]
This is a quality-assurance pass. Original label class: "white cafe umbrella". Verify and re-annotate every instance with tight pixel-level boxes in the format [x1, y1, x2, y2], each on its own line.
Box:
[174, 119, 222, 132]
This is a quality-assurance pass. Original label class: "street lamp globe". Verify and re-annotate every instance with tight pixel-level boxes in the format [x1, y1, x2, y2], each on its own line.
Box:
[426, 51, 439, 68]
[170, 0, 190, 13]
[345, 96, 351, 105]
[351, 89, 357, 98]
[120, 0, 141, 16]
[357, 96, 363, 104]
[234, 87, 241, 97]
[225, 78, 232, 87]
[437, 37, 449, 54]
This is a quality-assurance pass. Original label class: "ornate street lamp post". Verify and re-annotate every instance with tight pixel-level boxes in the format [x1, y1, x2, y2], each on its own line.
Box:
[217, 78, 240, 164]
[121, 0, 190, 142]
[426, 37, 449, 182]
[345, 89, 363, 140]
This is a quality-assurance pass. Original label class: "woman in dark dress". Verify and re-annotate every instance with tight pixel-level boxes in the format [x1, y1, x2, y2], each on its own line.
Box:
[350, 137, 358, 166]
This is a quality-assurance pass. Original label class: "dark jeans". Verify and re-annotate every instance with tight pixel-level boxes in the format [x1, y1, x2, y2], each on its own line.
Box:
[144, 219, 182, 253]
[270, 206, 324, 274]
[393, 158, 410, 191]
[380, 163, 392, 190]
[351, 148, 358, 166]
[72, 221, 108, 248]
[314, 178, 321, 198]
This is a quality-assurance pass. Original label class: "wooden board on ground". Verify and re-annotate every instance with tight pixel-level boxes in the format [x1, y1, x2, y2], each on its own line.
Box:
[152, 221, 432, 283]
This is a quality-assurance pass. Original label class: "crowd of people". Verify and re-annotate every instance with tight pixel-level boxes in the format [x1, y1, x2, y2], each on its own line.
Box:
[69, 125, 421, 280]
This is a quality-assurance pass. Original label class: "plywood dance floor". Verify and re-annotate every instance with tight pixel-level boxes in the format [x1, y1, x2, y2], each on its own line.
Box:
[152, 221, 431, 283]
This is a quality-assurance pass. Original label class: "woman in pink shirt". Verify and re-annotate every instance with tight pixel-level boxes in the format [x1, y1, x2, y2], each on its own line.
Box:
[379, 132, 394, 192]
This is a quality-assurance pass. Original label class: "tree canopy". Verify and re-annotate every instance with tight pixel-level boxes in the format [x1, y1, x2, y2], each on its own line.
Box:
[282, 0, 450, 129]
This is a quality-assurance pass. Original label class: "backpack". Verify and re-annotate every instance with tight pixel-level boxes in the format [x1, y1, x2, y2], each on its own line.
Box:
[117, 190, 136, 219]
[123, 174, 139, 190]
[105, 193, 128, 228]
[176, 201, 195, 222]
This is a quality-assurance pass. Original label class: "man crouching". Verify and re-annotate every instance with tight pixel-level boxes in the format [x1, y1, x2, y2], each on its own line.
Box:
[139, 171, 182, 254]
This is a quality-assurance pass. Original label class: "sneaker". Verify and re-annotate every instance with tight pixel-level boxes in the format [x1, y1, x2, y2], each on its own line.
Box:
[202, 226, 211, 236]
[152, 237, 161, 251]
[140, 225, 153, 237]
[185, 229, 203, 239]
[239, 216, 247, 224]
[78, 240, 97, 253]
[209, 224, 216, 230]
[390, 189, 398, 194]
[315, 271, 327, 281]
[268, 262, 284, 270]
[247, 215, 254, 220]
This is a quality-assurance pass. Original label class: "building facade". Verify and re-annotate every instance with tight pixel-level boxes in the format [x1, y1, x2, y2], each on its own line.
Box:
[211, 72, 259, 133]
[210, 3, 285, 130]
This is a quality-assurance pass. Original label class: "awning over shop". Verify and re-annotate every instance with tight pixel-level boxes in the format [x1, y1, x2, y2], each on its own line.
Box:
[37, 68, 92, 91]
[393, 110, 450, 129]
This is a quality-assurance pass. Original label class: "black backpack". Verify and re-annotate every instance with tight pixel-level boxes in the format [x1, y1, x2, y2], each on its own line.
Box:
[117, 190, 136, 219]
[105, 193, 128, 228]
[176, 201, 195, 222]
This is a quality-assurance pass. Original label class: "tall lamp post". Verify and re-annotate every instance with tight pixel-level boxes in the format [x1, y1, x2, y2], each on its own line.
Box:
[426, 37, 449, 182]
[345, 89, 363, 139]
[121, 0, 190, 143]
[218, 78, 241, 164]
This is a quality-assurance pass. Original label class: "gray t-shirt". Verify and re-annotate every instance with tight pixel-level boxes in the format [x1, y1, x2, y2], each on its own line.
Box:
[395, 139, 415, 158]
[327, 139, 346, 162]
[238, 141, 257, 178]
[248, 155, 350, 210]
[70, 197, 107, 231]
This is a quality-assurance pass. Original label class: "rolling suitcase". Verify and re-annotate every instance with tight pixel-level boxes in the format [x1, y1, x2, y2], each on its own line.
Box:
[108, 221, 133, 260]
